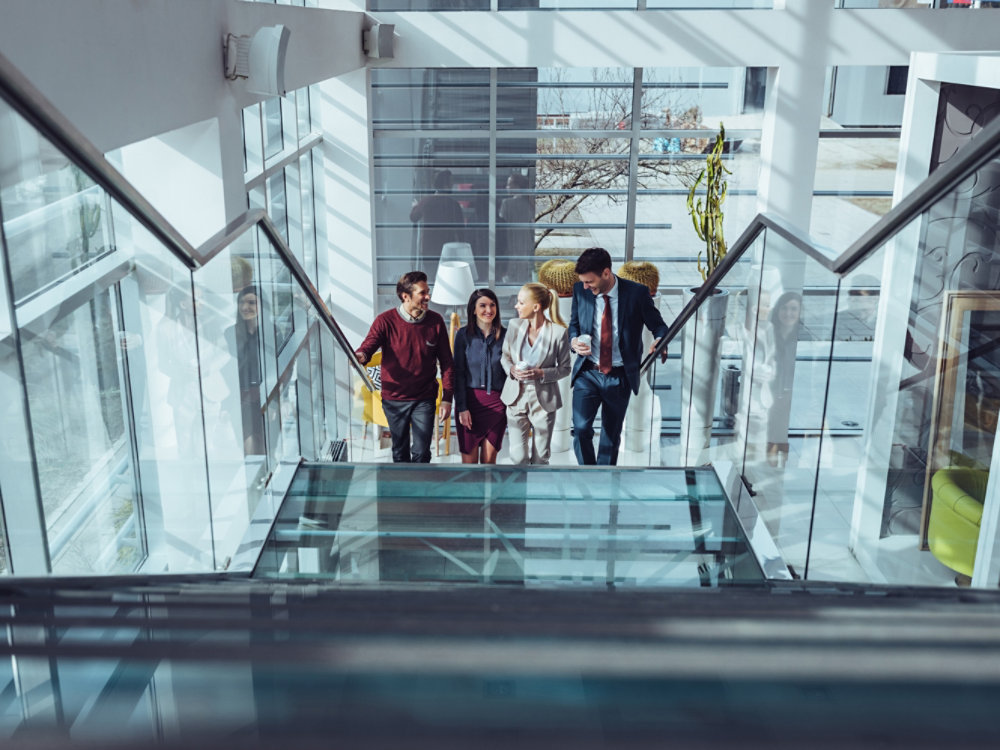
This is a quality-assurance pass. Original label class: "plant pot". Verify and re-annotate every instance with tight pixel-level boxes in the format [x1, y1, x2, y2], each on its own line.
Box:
[679, 287, 729, 465]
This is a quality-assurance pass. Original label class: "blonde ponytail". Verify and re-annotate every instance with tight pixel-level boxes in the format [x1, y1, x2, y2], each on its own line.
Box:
[522, 282, 567, 328]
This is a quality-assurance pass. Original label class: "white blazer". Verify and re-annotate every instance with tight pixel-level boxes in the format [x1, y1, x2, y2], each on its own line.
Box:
[500, 318, 571, 413]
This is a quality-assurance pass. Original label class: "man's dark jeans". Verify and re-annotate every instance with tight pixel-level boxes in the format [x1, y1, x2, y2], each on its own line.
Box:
[381, 398, 436, 463]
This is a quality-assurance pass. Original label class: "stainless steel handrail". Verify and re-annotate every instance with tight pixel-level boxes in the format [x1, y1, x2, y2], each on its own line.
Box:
[0, 49, 374, 392]
[640, 113, 1000, 374]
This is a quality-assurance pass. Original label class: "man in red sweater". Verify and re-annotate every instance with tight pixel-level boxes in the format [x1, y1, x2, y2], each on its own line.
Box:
[355, 271, 454, 463]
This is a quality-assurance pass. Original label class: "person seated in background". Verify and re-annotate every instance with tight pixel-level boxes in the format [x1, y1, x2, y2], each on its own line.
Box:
[354, 271, 454, 463]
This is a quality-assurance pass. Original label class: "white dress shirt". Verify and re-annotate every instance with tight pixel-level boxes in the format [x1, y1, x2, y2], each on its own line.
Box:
[590, 275, 622, 367]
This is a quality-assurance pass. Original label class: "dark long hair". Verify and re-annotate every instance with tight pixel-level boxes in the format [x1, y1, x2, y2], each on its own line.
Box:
[465, 288, 502, 340]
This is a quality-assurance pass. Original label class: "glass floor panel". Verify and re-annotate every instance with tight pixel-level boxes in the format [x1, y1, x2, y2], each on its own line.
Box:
[252, 463, 764, 587]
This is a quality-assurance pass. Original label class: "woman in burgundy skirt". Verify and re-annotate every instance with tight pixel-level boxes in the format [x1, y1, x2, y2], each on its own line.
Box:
[453, 289, 508, 463]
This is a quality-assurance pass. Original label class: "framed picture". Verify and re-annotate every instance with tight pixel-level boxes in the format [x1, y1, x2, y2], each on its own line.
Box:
[919, 290, 1000, 547]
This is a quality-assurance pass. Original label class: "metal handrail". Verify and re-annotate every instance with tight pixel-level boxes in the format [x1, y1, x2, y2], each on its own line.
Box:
[0, 48, 374, 392]
[640, 213, 833, 373]
[640, 113, 1000, 374]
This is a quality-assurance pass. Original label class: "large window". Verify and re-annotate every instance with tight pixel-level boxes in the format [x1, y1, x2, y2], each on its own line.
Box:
[242, 87, 323, 285]
[371, 67, 763, 310]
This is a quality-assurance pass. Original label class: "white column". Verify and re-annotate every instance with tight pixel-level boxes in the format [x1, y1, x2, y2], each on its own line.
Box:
[316, 69, 376, 346]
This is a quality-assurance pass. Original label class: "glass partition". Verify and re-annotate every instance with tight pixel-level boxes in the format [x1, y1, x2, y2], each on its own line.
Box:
[0, 93, 360, 576]
[848, 139, 1000, 588]
[371, 67, 763, 315]
[642, 224, 872, 582]
[0, 101, 115, 305]
[254, 463, 763, 587]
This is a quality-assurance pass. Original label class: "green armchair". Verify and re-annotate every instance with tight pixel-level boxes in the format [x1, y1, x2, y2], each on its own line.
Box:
[928, 466, 989, 578]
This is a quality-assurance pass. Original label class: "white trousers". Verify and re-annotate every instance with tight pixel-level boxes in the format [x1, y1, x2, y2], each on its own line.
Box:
[506, 387, 557, 465]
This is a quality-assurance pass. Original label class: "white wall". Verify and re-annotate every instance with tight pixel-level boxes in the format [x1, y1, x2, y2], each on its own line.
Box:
[0, 0, 365, 154]
[832, 67, 907, 127]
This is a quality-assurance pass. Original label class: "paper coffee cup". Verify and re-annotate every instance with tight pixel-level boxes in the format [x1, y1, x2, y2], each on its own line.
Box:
[577, 334, 592, 348]
[516, 360, 529, 371]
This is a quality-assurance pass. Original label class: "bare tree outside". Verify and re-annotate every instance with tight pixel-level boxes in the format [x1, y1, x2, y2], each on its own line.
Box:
[530, 68, 706, 252]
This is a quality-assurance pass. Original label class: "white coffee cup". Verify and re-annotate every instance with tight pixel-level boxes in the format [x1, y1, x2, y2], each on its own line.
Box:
[577, 334, 592, 350]
[516, 359, 529, 372]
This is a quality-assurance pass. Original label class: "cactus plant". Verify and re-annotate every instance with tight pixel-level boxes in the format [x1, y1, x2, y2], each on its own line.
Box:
[686, 123, 731, 283]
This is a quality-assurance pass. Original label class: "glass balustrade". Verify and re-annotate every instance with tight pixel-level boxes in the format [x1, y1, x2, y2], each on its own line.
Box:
[636, 121, 1000, 590]
[0, 97, 363, 577]
[640, 222, 883, 582]
[253, 462, 764, 587]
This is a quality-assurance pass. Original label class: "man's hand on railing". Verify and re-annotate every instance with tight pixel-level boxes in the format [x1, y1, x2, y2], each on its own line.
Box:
[650, 338, 668, 363]
[355, 351, 365, 364]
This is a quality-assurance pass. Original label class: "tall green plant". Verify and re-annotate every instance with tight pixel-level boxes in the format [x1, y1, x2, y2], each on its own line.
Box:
[686, 123, 731, 283]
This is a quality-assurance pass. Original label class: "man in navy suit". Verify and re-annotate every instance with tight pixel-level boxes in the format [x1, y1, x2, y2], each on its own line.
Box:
[569, 248, 668, 465]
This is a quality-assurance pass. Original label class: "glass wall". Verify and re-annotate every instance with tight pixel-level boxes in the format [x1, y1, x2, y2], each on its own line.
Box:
[811, 66, 903, 253]
[839, 1, 1000, 8]
[370, 0, 774, 9]
[243, 87, 322, 286]
[370, 67, 763, 315]
[0, 93, 352, 576]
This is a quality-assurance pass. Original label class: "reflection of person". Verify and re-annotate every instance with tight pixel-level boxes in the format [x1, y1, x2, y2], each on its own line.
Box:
[763, 292, 802, 467]
[234, 285, 265, 455]
[498, 173, 534, 284]
[569, 248, 668, 465]
[501, 283, 571, 465]
[158, 287, 201, 451]
[355, 271, 454, 463]
[454, 289, 507, 464]
[409, 170, 465, 269]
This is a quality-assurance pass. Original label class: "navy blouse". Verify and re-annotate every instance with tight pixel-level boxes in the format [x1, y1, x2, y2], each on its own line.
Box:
[453, 324, 507, 413]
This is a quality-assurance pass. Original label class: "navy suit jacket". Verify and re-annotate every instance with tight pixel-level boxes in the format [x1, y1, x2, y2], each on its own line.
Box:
[568, 275, 668, 395]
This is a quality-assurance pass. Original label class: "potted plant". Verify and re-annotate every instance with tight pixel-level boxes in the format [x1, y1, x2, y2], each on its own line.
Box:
[679, 124, 731, 465]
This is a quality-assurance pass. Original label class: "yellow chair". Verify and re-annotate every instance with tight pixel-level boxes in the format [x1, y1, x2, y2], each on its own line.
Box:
[358, 352, 446, 455]
[357, 352, 388, 445]
[928, 466, 989, 578]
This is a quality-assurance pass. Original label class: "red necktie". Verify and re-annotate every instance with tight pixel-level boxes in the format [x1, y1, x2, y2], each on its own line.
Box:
[599, 294, 612, 375]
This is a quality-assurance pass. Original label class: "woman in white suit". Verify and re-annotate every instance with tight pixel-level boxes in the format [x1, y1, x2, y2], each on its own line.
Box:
[501, 283, 571, 464]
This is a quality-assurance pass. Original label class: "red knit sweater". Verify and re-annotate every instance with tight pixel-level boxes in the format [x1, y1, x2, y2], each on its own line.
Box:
[355, 308, 454, 403]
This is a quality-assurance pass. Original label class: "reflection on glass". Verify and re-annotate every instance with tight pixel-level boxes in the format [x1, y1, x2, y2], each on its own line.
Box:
[277, 376, 301, 463]
[296, 87, 311, 143]
[285, 163, 303, 264]
[255, 464, 759, 586]
[263, 97, 283, 160]
[234, 283, 266, 457]
[21, 288, 143, 574]
[243, 103, 263, 175]
[266, 171, 288, 242]
[300, 153, 317, 281]
[281, 94, 298, 153]
[0, 101, 114, 304]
